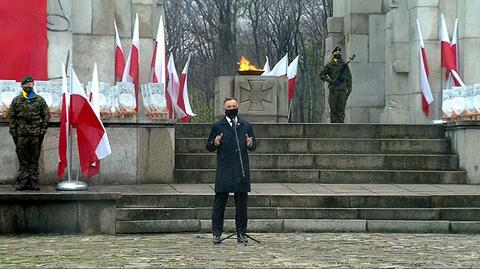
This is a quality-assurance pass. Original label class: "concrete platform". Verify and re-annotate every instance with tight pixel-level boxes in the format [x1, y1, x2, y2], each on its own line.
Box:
[1, 183, 479, 234]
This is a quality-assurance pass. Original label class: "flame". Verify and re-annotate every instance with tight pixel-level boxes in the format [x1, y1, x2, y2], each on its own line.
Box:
[237, 56, 262, 71]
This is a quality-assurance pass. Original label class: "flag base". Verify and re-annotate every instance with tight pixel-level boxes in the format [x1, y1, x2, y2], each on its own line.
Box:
[56, 180, 89, 191]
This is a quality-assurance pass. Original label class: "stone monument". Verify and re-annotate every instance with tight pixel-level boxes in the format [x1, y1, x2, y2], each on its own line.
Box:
[214, 75, 288, 122]
[325, 0, 480, 124]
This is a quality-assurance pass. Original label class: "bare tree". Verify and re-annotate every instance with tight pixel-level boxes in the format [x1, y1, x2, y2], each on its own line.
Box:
[164, 0, 332, 122]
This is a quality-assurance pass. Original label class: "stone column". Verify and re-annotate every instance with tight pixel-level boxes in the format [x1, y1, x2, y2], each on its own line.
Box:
[339, 0, 386, 123]
[457, 0, 480, 85]
[380, 0, 412, 123]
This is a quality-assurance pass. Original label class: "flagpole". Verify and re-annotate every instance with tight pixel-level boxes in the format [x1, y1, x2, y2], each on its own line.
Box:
[287, 101, 293, 122]
[56, 64, 88, 191]
[66, 65, 72, 182]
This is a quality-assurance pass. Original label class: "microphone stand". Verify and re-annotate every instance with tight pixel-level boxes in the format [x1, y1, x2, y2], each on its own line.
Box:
[231, 116, 246, 178]
[218, 116, 260, 245]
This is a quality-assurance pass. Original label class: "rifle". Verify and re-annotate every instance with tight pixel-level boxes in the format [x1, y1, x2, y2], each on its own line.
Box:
[331, 51, 357, 86]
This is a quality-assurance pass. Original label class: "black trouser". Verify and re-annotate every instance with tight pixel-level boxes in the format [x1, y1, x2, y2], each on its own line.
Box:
[212, 192, 248, 236]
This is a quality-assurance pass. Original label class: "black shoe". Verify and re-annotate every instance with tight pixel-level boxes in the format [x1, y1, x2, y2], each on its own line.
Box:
[213, 234, 222, 245]
[29, 182, 40, 191]
[237, 233, 248, 244]
[15, 183, 28, 191]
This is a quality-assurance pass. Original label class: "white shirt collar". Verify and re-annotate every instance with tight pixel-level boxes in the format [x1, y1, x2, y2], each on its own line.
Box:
[226, 116, 238, 126]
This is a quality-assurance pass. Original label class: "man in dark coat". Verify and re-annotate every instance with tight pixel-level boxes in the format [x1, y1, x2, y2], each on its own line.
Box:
[320, 47, 352, 123]
[8, 76, 49, 191]
[206, 97, 256, 245]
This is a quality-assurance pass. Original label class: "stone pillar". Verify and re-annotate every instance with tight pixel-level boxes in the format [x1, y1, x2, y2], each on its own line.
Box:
[457, 0, 480, 85]
[446, 121, 480, 184]
[327, 0, 386, 123]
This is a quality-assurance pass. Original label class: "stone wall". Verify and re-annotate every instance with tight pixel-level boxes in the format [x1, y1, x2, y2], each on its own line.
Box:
[327, 0, 480, 124]
[0, 120, 175, 185]
[47, 0, 164, 84]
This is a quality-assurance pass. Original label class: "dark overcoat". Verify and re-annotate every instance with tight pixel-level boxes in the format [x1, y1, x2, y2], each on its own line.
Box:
[206, 116, 256, 193]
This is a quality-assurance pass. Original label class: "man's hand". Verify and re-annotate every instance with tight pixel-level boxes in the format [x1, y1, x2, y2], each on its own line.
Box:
[245, 134, 253, 148]
[214, 133, 223, 146]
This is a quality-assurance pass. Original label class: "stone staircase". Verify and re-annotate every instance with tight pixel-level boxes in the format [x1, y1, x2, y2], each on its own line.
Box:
[115, 124, 480, 234]
[174, 124, 465, 184]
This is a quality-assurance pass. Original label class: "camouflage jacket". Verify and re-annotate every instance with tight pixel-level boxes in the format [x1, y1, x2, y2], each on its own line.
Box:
[319, 58, 352, 91]
[8, 94, 49, 137]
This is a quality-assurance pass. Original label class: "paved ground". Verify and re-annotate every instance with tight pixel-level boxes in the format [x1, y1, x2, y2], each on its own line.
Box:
[0, 233, 479, 268]
[2, 183, 480, 195]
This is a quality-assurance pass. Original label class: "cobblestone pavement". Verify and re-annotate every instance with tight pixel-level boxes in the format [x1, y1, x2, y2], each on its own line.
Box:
[0, 233, 479, 268]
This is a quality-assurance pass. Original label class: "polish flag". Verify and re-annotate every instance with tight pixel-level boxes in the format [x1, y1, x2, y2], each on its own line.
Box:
[261, 56, 271, 76]
[122, 13, 140, 112]
[177, 53, 196, 122]
[451, 70, 466, 87]
[417, 19, 434, 117]
[85, 63, 112, 177]
[57, 63, 70, 178]
[268, 54, 288, 76]
[448, 18, 463, 87]
[440, 14, 455, 78]
[287, 55, 300, 102]
[150, 16, 173, 118]
[166, 54, 186, 119]
[70, 67, 111, 178]
[114, 20, 125, 83]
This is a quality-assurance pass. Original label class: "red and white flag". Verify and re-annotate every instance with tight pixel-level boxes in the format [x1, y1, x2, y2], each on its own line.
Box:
[451, 69, 466, 87]
[448, 18, 463, 87]
[166, 54, 186, 119]
[417, 19, 434, 117]
[268, 54, 288, 76]
[89, 63, 100, 114]
[261, 56, 271, 76]
[122, 13, 140, 111]
[287, 55, 300, 102]
[57, 63, 70, 178]
[150, 16, 173, 118]
[178, 53, 196, 122]
[114, 20, 125, 83]
[85, 63, 111, 177]
[440, 14, 455, 79]
[70, 66, 111, 178]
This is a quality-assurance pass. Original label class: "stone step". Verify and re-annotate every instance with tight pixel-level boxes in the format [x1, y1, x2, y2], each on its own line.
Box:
[174, 169, 466, 184]
[118, 194, 480, 209]
[115, 219, 480, 234]
[175, 154, 459, 170]
[175, 123, 445, 139]
[176, 138, 451, 154]
[117, 207, 480, 221]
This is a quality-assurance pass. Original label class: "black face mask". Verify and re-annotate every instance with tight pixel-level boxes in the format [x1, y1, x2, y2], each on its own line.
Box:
[334, 54, 342, 59]
[225, 108, 238, 118]
[23, 86, 33, 93]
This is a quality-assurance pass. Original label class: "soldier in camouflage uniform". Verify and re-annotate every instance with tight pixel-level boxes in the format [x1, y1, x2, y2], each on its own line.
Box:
[320, 47, 352, 123]
[8, 76, 49, 191]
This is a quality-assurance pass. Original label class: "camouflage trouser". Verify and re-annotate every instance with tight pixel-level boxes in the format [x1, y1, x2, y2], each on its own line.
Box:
[15, 136, 43, 185]
[328, 88, 349, 123]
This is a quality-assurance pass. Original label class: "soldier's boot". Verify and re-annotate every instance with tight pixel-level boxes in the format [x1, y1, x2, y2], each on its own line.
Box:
[15, 181, 29, 191]
[29, 181, 40, 191]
